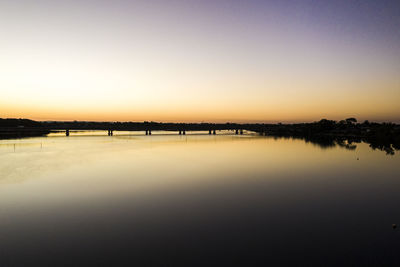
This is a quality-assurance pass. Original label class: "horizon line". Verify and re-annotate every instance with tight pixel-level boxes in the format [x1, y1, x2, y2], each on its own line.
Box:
[2, 117, 400, 125]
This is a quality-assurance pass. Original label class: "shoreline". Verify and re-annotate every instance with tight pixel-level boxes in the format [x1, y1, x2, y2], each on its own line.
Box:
[1, 118, 399, 154]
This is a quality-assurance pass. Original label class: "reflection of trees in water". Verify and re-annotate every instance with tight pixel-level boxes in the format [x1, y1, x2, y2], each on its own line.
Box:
[273, 135, 398, 155]
[336, 139, 358, 150]
[265, 119, 400, 155]
[365, 124, 400, 155]
[305, 136, 336, 149]
[368, 142, 396, 155]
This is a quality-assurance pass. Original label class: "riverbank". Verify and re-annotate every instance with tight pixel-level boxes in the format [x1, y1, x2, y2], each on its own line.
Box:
[1, 118, 399, 154]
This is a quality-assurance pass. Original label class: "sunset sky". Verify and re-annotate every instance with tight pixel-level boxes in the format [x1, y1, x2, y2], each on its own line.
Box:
[1, 0, 399, 123]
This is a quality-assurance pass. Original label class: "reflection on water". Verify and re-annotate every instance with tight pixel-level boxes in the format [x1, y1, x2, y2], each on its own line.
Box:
[273, 135, 399, 155]
[1, 133, 400, 266]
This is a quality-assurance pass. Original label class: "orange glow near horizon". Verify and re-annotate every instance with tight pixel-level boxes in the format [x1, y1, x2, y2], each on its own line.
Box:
[1, 93, 399, 123]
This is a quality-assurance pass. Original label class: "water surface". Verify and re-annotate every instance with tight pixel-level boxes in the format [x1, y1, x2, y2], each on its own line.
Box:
[1, 132, 400, 266]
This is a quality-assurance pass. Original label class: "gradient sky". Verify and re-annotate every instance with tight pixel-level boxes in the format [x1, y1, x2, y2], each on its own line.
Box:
[1, 0, 399, 122]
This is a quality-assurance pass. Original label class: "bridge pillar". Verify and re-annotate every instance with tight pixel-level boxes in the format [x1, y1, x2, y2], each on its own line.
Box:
[240, 129, 243, 135]
[66, 129, 70, 136]
[235, 129, 238, 135]
[213, 130, 216, 135]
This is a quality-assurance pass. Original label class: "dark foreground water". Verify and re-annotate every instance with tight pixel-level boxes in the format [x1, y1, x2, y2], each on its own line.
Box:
[0, 131, 399, 266]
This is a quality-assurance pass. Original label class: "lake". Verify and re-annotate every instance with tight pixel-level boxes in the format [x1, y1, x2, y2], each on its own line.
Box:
[1, 131, 399, 266]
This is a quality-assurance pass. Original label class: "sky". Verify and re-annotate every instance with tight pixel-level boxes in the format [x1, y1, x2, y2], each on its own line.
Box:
[0, 0, 399, 123]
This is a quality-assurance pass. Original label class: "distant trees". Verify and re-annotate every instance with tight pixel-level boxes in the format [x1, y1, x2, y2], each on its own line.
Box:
[0, 118, 42, 127]
[317, 119, 336, 130]
[345, 118, 357, 124]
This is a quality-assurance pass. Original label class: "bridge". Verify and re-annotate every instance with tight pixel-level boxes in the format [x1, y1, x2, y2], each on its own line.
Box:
[0, 123, 272, 139]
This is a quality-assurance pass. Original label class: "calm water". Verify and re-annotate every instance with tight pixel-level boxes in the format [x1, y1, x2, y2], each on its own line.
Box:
[1, 131, 400, 266]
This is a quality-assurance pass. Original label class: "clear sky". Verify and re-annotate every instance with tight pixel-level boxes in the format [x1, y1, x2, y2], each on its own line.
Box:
[1, 0, 399, 122]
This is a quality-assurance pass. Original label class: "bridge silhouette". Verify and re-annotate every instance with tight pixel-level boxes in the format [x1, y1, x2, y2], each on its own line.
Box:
[0, 122, 268, 138]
